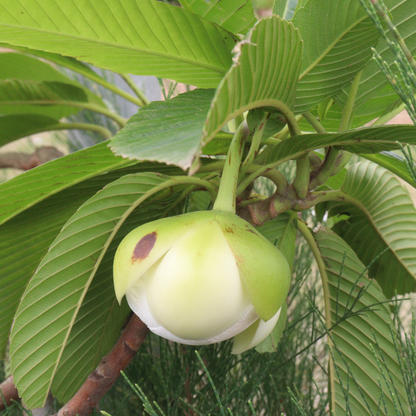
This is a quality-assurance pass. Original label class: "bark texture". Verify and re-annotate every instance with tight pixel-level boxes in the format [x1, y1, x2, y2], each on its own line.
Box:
[56, 314, 148, 416]
[0, 376, 20, 410]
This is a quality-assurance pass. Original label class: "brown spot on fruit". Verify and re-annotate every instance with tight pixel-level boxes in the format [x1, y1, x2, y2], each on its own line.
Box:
[132, 232, 157, 261]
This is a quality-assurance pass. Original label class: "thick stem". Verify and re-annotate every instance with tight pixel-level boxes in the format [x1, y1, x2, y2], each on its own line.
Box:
[56, 315, 149, 416]
[0, 376, 20, 411]
[296, 221, 336, 413]
[213, 121, 249, 213]
[309, 147, 340, 190]
[262, 169, 289, 195]
[292, 157, 310, 199]
[119, 74, 149, 107]
[279, 114, 303, 139]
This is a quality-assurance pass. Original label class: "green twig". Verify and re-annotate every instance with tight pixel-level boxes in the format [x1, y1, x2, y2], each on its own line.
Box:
[303, 111, 327, 134]
[293, 157, 310, 199]
[338, 70, 363, 133]
[277, 114, 303, 140]
[119, 74, 149, 107]
[49, 122, 113, 140]
[213, 121, 249, 213]
[11, 100, 128, 128]
[241, 112, 270, 175]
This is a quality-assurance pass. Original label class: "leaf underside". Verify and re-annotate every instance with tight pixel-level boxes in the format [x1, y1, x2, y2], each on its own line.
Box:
[316, 229, 409, 416]
[110, 89, 215, 170]
[51, 194, 182, 402]
[0, 162, 180, 359]
[292, 0, 380, 114]
[179, 0, 256, 35]
[332, 161, 416, 298]
[0, 0, 236, 88]
[0, 52, 105, 119]
[9, 173, 178, 408]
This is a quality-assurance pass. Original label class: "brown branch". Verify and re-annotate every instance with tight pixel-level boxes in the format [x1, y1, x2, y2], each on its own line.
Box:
[0, 375, 20, 411]
[55, 314, 149, 416]
[0, 146, 63, 170]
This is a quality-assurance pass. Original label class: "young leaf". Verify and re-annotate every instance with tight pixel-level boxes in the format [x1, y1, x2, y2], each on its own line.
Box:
[292, 0, 380, 113]
[9, 173, 181, 408]
[110, 89, 215, 170]
[331, 161, 416, 298]
[0, 0, 236, 88]
[179, 0, 256, 35]
[203, 16, 303, 145]
[315, 229, 409, 415]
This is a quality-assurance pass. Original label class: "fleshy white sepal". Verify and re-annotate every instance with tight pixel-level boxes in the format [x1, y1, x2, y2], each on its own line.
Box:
[232, 307, 282, 354]
[114, 210, 291, 349]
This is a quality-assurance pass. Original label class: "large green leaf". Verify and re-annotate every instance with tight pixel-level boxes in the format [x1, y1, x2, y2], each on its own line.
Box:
[0, 115, 59, 148]
[0, 52, 106, 117]
[51, 194, 181, 402]
[0, 0, 236, 88]
[315, 229, 409, 415]
[0, 190, 90, 359]
[292, 0, 380, 114]
[110, 89, 215, 170]
[335, 0, 416, 115]
[2, 46, 108, 87]
[203, 16, 303, 145]
[273, 0, 298, 20]
[264, 125, 416, 165]
[0, 142, 131, 226]
[2, 45, 145, 105]
[179, 0, 256, 35]
[9, 173, 183, 408]
[0, 79, 89, 118]
[0, 163, 181, 359]
[329, 161, 416, 298]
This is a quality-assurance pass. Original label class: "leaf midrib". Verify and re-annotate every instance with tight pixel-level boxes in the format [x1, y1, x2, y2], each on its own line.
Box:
[298, 15, 369, 81]
[0, 22, 229, 75]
